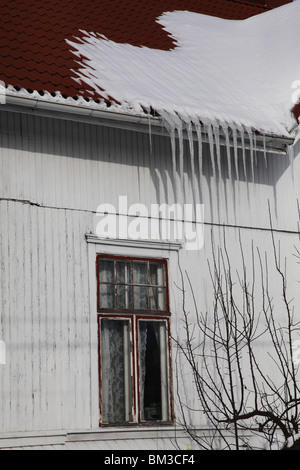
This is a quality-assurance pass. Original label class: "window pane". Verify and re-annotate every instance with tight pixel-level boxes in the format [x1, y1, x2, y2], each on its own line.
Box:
[117, 285, 133, 310]
[100, 319, 133, 423]
[150, 262, 166, 286]
[149, 286, 166, 311]
[117, 260, 132, 285]
[99, 284, 115, 309]
[97, 257, 169, 314]
[133, 261, 148, 285]
[99, 259, 115, 283]
[139, 321, 169, 421]
[134, 286, 148, 310]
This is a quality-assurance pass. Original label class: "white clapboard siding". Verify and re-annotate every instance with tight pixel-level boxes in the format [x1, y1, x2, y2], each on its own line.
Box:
[0, 110, 299, 233]
[0, 200, 93, 432]
[0, 108, 299, 434]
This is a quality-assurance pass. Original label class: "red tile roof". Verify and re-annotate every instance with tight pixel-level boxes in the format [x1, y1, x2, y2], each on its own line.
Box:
[0, 0, 292, 102]
[265, 0, 291, 6]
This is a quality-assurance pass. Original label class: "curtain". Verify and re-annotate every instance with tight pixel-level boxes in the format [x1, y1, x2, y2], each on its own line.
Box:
[100, 319, 131, 423]
[139, 321, 169, 421]
[139, 322, 148, 420]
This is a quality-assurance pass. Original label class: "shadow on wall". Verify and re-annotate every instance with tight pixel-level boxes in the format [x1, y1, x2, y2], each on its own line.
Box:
[0, 109, 295, 229]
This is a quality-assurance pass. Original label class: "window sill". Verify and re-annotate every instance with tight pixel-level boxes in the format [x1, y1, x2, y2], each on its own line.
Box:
[99, 421, 174, 428]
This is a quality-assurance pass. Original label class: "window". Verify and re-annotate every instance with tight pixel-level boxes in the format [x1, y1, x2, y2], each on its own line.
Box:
[97, 256, 169, 313]
[97, 255, 172, 425]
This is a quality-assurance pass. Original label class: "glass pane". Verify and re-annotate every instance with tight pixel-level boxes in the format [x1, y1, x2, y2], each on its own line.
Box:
[117, 260, 132, 285]
[99, 284, 115, 309]
[139, 321, 169, 421]
[117, 285, 133, 310]
[133, 261, 148, 285]
[134, 286, 148, 310]
[149, 286, 166, 311]
[150, 262, 166, 286]
[100, 319, 133, 423]
[99, 259, 115, 283]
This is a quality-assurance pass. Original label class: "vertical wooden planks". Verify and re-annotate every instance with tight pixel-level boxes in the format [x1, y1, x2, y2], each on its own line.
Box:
[0, 201, 10, 431]
[30, 204, 41, 430]
[0, 107, 299, 436]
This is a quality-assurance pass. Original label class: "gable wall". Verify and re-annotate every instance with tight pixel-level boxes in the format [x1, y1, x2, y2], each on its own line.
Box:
[0, 109, 299, 434]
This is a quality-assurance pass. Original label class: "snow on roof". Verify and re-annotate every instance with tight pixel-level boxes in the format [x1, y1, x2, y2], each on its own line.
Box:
[1, 0, 271, 100]
[65, 2, 300, 138]
[1, 0, 297, 139]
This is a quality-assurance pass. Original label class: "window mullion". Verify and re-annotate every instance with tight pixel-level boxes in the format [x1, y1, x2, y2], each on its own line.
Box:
[114, 260, 117, 309]
[123, 320, 131, 422]
[97, 255, 171, 426]
[159, 321, 169, 421]
[147, 261, 150, 312]
[133, 315, 139, 423]
[131, 260, 134, 310]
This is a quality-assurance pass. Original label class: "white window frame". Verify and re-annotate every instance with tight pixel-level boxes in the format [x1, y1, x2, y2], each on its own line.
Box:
[86, 235, 182, 428]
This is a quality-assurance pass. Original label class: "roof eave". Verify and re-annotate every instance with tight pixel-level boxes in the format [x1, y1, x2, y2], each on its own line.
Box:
[3, 94, 294, 154]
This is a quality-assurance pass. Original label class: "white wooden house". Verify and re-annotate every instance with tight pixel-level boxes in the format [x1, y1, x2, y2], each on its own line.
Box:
[0, 0, 299, 450]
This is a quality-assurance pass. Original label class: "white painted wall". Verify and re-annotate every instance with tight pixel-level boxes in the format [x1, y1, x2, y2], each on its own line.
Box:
[0, 109, 299, 434]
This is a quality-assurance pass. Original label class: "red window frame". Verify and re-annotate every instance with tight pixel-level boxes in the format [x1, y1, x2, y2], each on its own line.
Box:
[96, 255, 173, 426]
[96, 254, 170, 315]
[97, 314, 136, 425]
[97, 313, 173, 426]
[135, 315, 173, 424]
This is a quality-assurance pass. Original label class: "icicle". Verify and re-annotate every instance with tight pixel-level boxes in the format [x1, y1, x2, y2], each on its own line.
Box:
[187, 121, 197, 206]
[206, 122, 216, 178]
[174, 115, 185, 204]
[158, 109, 178, 201]
[253, 131, 257, 167]
[161, 109, 185, 202]
[231, 124, 239, 181]
[263, 134, 267, 168]
[148, 113, 152, 155]
[191, 116, 203, 197]
[159, 108, 188, 246]
[237, 124, 247, 180]
[180, 111, 198, 207]
[287, 143, 295, 184]
[170, 126, 177, 198]
[212, 124, 222, 178]
[157, 109, 184, 241]
[246, 126, 254, 182]
[220, 123, 231, 179]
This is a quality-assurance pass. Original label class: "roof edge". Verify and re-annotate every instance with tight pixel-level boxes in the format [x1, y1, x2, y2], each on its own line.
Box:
[3, 94, 294, 153]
